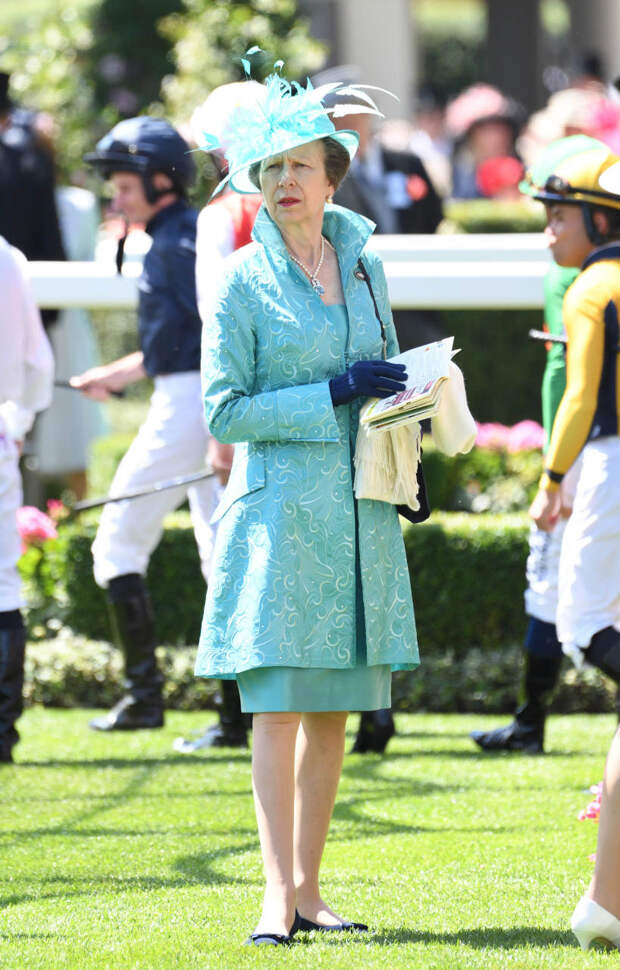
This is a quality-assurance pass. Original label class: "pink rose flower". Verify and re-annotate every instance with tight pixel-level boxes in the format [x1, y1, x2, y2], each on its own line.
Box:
[506, 420, 545, 453]
[577, 781, 603, 824]
[46, 499, 68, 522]
[17, 506, 58, 553]
[475, 422, 511, 450]
[474, 420, 545, 453]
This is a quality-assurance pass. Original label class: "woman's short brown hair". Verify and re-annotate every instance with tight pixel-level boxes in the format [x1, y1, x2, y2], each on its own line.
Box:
[249, 136, 351, 192]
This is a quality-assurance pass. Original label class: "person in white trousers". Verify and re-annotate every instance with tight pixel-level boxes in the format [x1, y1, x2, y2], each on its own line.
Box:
[517, 145, 620, 948]
[0, 235, 53, 761]
[73, 116, 226, 732]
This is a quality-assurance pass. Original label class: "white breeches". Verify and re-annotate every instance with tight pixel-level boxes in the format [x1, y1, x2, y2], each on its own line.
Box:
[0, 426, 23, 611]
[524, 457, 581, 624]
[92, 372, 223, 588]
[557, 437, 620, 652]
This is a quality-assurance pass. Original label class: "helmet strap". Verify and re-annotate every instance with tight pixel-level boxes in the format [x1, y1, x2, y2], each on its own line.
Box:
[581, 204, 607, 245]
[115, 220, 129, 276]
[142, 172, 182, 205]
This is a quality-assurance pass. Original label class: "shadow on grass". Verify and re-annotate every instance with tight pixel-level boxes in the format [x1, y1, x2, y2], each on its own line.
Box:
[369, 925, 576, 949]
[0, 851, 263, 910]
[346, 748, 586, 763]
[17, 752, 251, 769]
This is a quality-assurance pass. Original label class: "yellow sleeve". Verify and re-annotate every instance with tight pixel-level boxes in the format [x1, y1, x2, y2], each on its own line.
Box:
[540, 274, 605, 491]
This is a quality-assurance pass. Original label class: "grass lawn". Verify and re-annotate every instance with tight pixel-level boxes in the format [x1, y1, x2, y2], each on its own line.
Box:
[1, 710, 617, 969]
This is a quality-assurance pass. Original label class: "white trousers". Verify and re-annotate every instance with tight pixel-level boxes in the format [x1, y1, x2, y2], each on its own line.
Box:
[0, 426, 22, 611]
[524, 458, 581, 623]
[557, 437, 620, 652]
[92, 372, 223, 588]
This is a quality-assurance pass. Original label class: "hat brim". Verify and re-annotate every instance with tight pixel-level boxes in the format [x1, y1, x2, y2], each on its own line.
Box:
[212, 129, 360, 198]
[530, 187, 620, 211]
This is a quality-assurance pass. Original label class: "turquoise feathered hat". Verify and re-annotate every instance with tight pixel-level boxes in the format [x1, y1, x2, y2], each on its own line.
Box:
[193, 50, 392, 196]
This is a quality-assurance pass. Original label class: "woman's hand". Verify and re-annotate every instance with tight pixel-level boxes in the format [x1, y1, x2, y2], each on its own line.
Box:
[208, 437, 234, 485]
[329, 360, 407, 406]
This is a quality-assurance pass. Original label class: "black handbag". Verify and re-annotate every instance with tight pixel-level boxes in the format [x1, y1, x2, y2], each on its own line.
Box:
[355, 257, 431, 524]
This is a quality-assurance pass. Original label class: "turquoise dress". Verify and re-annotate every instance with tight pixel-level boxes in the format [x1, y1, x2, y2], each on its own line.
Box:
[236, 304, 391, 713]
[196, 204, 419, 697]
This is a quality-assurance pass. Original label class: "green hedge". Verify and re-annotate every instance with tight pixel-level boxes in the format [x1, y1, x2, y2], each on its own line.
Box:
[445, 199, 546, 234]
[439, 198, 548, 425]
[443, 308, 546, 425]
[21, 511, 206, 645]
[422, 441, 542, 512]
[24, 631, 216, 711]
[23, 631, 616, 715]
[23, 510, 531, 654]
[21, 510, 617, 714]
[402, 512, 530, 656]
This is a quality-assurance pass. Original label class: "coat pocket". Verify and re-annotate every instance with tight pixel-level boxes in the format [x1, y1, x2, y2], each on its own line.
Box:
[210, 445, 266, 523]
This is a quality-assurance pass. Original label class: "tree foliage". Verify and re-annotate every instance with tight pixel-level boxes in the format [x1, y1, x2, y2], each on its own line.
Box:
[0, 0, 324, 183]
[0, 6, 102, 183]
[160, 0, 326, 127]
[86, 0, 184, 119]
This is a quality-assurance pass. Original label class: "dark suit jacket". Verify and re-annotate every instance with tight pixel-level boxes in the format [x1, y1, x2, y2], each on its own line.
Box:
[334, 145, 443, 235]
[0, 119, 65, 325]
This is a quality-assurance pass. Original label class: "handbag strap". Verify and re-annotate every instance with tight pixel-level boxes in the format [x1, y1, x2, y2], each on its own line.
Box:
[356, 258, 388, 360]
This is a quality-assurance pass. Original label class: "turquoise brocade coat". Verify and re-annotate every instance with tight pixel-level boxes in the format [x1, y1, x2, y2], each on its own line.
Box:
[195, 203, 418, 678]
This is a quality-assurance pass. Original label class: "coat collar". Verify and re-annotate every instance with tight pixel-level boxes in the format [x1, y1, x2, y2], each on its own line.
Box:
[252, 203, 376, 282]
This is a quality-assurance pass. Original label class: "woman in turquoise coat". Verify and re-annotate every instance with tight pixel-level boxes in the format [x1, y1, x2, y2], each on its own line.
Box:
[194, 66, 419, 945]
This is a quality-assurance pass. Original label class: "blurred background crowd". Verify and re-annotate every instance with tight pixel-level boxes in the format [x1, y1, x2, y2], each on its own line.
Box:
[3, 0, 620, 506]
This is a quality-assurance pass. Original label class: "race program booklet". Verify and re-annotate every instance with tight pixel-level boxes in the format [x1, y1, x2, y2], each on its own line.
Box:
[361, 337, 457, 431]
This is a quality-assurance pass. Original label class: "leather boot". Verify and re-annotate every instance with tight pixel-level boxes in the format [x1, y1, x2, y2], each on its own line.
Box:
[90, 573, 164, 731]
[470, 653, 563, 754]
[174, 680, 249, 752]
[351, 709, 395, 754]
[206, 680, 249, 747]
[0, 625, 26, 762]
[584, 627, 620, 683]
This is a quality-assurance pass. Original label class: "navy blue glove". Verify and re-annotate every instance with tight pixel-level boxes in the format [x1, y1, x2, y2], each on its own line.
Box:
[329, 360, 408, 407]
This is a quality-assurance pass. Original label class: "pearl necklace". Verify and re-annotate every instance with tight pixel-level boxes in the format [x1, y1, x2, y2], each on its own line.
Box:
[287, 235, 326, 295]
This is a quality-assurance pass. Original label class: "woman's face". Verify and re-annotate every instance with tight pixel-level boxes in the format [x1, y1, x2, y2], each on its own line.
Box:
[259, 140, 335, 232]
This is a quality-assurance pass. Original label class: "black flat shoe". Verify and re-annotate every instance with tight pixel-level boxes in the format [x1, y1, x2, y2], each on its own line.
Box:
[243, 932, 293, 946]
[296, 911, 368, 932]
[243, 911, 300, 946]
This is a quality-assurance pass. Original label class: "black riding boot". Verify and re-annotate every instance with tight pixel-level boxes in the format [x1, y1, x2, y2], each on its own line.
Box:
[202, 680, 249, 748]
[471, 652, 563, 754]
[90, 573, 164, 731]
[0, 619, 26, 762]
[173, 681, 249, 752]
[584, 627, 620, 683]
[351, 709, 395, 754]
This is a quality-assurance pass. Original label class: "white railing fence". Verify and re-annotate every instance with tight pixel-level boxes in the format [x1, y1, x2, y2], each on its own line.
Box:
[26, 233, 551, 311]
